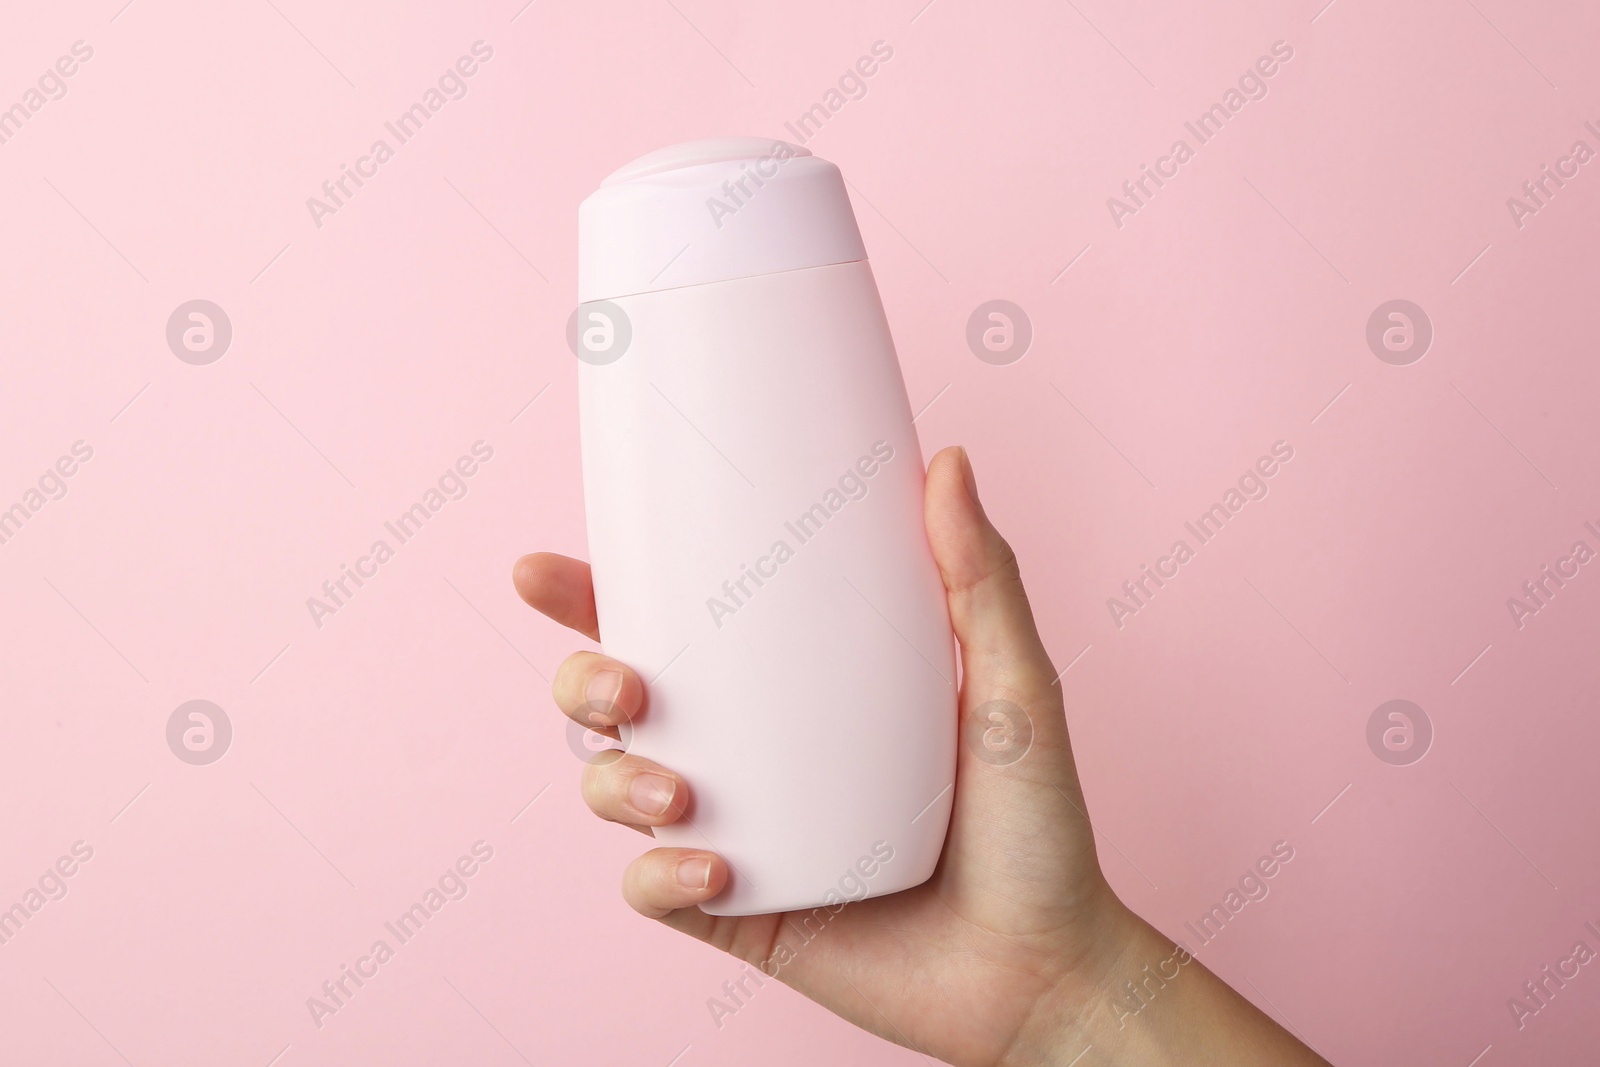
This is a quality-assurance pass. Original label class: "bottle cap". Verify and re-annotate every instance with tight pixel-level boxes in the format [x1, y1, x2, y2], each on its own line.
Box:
[578, 137, 866, 303]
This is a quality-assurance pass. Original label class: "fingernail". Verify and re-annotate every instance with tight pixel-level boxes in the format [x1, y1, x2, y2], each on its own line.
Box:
[958, 446, 982, 508]
[585, 669, 624, 725]
[676, 857, 712, 890]
[629, 772, 677, 817]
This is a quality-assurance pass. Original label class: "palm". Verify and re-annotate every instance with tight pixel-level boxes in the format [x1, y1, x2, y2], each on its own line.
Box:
[703, 867, 1100, 1066]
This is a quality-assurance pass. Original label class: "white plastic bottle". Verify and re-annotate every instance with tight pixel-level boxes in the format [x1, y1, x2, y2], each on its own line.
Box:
[575, 138, 955, 916]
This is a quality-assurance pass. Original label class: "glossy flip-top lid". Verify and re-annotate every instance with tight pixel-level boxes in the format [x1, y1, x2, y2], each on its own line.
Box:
[578, 137, 866, 303]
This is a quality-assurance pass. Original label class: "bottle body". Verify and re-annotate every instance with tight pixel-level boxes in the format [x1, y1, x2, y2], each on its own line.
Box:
[578, 259, 956, 915]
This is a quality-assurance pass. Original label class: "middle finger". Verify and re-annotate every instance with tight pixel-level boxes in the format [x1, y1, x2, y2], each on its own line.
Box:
[581, 752, 687, 828]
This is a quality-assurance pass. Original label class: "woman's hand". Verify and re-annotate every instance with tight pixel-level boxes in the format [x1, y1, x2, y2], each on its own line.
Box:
[514, 446, 1328, 1066]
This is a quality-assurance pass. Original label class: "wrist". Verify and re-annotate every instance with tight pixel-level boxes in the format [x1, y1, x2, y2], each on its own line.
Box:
[999, 891, 1150, 1067]
[1008, 904, 1331, 1067]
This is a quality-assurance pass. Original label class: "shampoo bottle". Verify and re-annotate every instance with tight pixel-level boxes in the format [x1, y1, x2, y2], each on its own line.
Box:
[575, 138, 955, 915]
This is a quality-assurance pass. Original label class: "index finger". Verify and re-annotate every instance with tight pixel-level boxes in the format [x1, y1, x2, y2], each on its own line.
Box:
[513, 552, 601, 642]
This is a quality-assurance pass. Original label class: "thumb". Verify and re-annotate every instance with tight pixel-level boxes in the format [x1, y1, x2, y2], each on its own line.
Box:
[923, 447, 1102, 916]
[924, 446, 1061, 708]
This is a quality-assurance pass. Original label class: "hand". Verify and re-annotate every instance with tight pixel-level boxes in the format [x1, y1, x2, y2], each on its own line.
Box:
[514, 446, 1328, 1066]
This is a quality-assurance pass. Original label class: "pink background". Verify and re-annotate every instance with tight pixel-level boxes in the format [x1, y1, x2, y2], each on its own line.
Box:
[2, 0, 1598, 1063]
